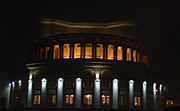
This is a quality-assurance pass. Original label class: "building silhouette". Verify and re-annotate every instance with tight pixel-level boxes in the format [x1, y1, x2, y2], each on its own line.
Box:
[0, 19, 168, 111]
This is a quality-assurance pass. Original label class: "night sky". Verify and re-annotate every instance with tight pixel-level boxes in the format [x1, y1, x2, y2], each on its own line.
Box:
[0, 0, 180, 103]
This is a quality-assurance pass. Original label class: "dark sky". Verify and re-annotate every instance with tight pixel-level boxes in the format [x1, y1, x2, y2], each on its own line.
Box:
[1, 0, 180, 72]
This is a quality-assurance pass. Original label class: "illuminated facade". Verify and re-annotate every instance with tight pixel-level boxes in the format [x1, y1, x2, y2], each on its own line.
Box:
[3, 19, 167, 110]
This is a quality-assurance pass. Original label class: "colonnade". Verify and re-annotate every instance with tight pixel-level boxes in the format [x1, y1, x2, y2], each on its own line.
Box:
[6, 78, 163, 110]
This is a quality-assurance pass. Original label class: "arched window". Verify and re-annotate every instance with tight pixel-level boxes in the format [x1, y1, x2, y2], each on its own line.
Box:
[53, 45, 60, 59]
[85, 43, 92, 59]
[40, 48, 43, 60]
[117, 46, 123, 60]
[96, 44, 103, 59]
[63, 44, 70, 59]
[45, 46, 50, 59]
[74, 43, 81, 58]
[126, 48, 131, 61]
[107, 45, 114, 60]
[133, 50, 137, 62]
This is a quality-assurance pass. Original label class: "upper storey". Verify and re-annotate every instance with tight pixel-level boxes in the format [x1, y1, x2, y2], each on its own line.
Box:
[40, 19, 137, 39]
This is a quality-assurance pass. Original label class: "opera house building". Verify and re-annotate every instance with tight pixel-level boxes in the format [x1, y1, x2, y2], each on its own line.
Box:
[1, 19, 167, 111]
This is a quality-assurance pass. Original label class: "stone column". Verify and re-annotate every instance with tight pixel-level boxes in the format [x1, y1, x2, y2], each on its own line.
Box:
[92, 43, 96, 59]
[75, 78, 82, 108]
[159, 84, 163, 109]
[123, 47, 127, 61]
[143, 81, 147, 109]
[153, 83, 157, 109]
[114, 46, 117, 60]
[129, 80, 134, 109]
[60, 43, 63, 59]
[5, 83, 11, 109]
[57, 78, 64, 108]
[41, 78, 47, 106]
[112, 79, 119, 109]
[94, 78, 101, 108]
[70, 43, 74, 59]
[27, 79, 33, 107]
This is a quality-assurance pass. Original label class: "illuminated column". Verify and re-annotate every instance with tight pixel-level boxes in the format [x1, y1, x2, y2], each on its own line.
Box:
[75, 78, 82, 108]
[159, 84, 162, 109]
[143, 81, 147, 109]
[27, 79, 33, 107]
[57, 78, 64, 108]
[41, 78, 47, 105]
[6, 83, 11, 109]
[112, 79, 119, 109]
[129, 80, 134, 109]
[159, 84, 162, 96]
[94, 78, 101, 108]
[18, 80, 22, 89]
[153, 83, 157, 109]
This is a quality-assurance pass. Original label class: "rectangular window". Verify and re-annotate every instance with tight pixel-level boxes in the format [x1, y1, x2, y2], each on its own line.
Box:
[34, 95, 40, 105]
[85, 43, 92, 59]
[143, 55, 148, 64]
[63, 44, 70, 59]
[134, 96, 141, 106]
[49, 95, 56, 104]
[65, 95, 74, 105]
[53, 45, 60, 59]
[107, 45, 114, 60]
[119, 96, 127, 107]
[45, 46, 50, 60]
[84, 94, 92, 106]
[40, 48, 43, 60]
[133, 50, 137, 62]
[126, 48, 131, 61]
[74, 43, 81, 58]
[96, 44, 103, 59]
[102, 95, 110, 105]
[117, 46, 123, 60]
[22, 96, 27, 105]
[166, 100, 173, 105]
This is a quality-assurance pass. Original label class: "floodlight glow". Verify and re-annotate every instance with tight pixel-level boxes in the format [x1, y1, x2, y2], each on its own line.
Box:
[18, 80, 22, 84]
[76, 78, 81, 82]
[12, 82, 15, 86]
[8, 83, 11, 87]
[129, 80, 134, 84]
[113, 79, 118, 83]
[95, 74, 99, 79]
[18, 80, 22, 87]
[41, 78, 47, 88]
[58, 78, 63, 82]
[143, 81, 147, 85]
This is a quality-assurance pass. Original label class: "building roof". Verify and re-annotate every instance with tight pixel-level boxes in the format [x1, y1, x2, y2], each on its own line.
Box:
[40, 19, 137, 39]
